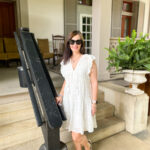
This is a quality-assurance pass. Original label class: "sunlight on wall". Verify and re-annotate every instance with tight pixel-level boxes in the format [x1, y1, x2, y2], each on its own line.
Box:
[28, 0, 64, 41]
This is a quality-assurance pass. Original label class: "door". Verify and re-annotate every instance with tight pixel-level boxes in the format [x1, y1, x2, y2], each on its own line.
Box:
[121, 1, 132, 37]
[121, 15, 132, 37]
[80, 14, 92, 54]
[0, 2, 16, 38]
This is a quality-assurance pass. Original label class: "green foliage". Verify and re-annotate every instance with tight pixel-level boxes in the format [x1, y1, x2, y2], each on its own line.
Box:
[106, 30, 150, 72]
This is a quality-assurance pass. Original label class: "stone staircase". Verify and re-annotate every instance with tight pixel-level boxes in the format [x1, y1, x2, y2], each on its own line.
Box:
[0, 89, 125, 150]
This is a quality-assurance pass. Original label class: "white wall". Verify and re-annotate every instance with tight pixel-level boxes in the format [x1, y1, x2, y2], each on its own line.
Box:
[19, 0, 29, 27]
[111, 0, 122, 37]
[28, 0, 64, 41]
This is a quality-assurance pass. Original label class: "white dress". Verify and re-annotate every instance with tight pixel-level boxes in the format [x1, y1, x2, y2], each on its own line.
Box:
[60, 54, 97, 135]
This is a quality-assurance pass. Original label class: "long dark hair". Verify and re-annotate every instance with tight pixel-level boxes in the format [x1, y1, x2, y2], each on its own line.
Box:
[63, 30, 85, 64]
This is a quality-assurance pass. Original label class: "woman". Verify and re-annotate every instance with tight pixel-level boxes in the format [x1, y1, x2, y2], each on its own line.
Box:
[56, 31, 98, 150]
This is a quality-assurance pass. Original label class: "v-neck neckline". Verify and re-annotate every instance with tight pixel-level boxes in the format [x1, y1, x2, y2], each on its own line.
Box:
[70, 55, 84, 71]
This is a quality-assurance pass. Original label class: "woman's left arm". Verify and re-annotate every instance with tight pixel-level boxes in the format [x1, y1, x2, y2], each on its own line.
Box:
[89, 60, 98, 116]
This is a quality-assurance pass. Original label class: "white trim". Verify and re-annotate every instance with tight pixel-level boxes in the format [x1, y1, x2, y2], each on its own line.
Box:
[80, 14, 92, 31]
[80, 14, 92, 53]
[143, 0, 150, 34]
[65, 23, 77, 25]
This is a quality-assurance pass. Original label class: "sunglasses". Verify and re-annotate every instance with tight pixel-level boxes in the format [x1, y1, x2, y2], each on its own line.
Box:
[69, 39, 82, 45]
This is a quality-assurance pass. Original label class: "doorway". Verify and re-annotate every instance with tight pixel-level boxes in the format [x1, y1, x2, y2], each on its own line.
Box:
[0, 1, 16, 38]
[121, 1, 132, 37]
[80, 14, 92, 54]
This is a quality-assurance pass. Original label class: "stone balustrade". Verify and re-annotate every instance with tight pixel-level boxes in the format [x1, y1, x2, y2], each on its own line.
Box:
[109, 37, 125, 49]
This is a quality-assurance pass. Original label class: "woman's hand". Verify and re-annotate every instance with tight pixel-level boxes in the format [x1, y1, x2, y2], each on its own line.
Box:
[55, 96, 63, 104]
[91, 103, 97, 116]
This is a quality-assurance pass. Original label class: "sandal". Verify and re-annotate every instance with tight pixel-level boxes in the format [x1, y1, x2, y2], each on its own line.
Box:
[88, 140, 92, 150]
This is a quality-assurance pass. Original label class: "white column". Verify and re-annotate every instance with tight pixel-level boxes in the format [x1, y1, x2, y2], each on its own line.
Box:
[142, 0, 150, 34]
[148, 1, 150, 35]
[92, 0, 112, 81]
[137, 1, 145, 36]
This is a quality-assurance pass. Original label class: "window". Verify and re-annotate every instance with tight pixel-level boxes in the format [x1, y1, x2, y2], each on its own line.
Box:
[122, 1, 132, 12]
[121, 1, 133, 37]
[80, 14, 92, 54]
[121, 16, 132, 37]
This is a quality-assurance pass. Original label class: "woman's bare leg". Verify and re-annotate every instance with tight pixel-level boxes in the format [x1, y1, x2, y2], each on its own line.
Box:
[72, 132, 82, 150]
[72, 132, 90, 150]
[80, 135, 91, 150]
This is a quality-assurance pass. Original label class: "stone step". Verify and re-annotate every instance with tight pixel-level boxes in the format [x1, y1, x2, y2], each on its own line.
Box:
[67, 131, 150, 150]
[0, 118, 66, 149]
[0, 107, 34, 126]
[98, 90, 104, 102]
[0, 116, 125, 150]
[0, 101, 114, 132]
[0, 100, 32, 114]
[67, 118, 125, 149]
[92, 131, 150, 150]
[0, 89, 104, 110]
[0, 119, 38, 138]
[0, 88, 104, 112]
[63, 116, 125, 144]
[60, 103, 115, 143]
[0, 122, 42, 150]
[0, 100, 114, 145]
[0, 96, 114, 126]
[2, 137, 44, 150]
[87, 116, 125, 142]
[0, 92, 29, 105]
[96, 102, 114, 120]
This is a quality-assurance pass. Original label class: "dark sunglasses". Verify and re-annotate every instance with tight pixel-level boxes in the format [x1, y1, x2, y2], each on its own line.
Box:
[69, 39, 82, 45]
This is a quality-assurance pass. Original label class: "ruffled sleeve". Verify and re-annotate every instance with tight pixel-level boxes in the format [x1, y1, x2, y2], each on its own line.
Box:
[87, 55, 96, 75]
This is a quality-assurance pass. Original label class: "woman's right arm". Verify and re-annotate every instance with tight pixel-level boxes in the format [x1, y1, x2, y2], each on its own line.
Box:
[55, 80, 66, 104]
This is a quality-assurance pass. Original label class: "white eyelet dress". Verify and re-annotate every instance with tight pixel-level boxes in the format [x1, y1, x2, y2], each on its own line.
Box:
[60, 54, 97, 135]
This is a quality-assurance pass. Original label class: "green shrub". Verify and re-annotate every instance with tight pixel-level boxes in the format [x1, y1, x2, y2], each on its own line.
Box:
[106, 30, 150, 72]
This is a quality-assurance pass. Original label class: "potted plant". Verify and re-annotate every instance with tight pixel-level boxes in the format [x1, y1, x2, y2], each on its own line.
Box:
[106, 30, 150, 95]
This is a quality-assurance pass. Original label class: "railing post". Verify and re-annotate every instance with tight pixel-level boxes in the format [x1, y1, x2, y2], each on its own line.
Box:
[14, 28, 67, 150]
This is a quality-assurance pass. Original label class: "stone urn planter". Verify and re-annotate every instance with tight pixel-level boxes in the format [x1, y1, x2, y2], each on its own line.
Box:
[123, 70, 150, 95]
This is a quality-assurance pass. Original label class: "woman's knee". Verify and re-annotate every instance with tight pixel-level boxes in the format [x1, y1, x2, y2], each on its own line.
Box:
[72, 132, 82, 142]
